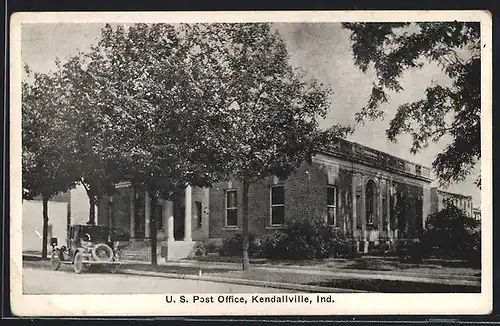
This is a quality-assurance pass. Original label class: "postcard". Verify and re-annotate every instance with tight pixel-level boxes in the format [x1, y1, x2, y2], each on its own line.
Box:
[10, 10, 492, 316]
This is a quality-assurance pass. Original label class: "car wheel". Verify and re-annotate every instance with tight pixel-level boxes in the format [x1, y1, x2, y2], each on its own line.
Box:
[74, 252, 84, 274]
[51, 251, 61, 270]
[92, 243, 114, 262]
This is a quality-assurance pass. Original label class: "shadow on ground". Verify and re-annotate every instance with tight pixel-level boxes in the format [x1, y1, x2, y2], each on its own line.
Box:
[307, 278, 480, 293]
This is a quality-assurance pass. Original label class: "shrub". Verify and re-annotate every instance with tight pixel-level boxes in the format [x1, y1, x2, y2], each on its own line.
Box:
[259, 219, 352, 260]
[419, 204, 480, 265]
[203, 242, 217, 254]
[218, 233, 260, 257]
[394, 239, 424, 263]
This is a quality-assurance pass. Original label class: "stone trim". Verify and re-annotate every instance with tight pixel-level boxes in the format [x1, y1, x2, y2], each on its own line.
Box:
[313, 154, 431, 187]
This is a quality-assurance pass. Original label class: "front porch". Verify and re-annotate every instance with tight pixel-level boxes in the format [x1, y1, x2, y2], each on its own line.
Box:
[100, 183, 210, 261]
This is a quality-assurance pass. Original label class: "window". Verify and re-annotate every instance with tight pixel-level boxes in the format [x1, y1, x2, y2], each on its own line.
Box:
[382, 197, 387, 230]
[327, 185, 337, 225]
[365, 179, 376, 227]
[225, 190, 238, 227]
[270, 185, 285, 225]
[195, 201, 203, 228]
[356, 193, 362, 229]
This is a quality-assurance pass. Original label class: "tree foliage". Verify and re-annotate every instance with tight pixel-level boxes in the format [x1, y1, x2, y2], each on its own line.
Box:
[419, 204, 480, 266]
[22, 23, 352, 267]
[184, 23, 352, 270]
[61, 23, 243, 264]
[342, 22, 481, 187]
[22, 68, 79, 257]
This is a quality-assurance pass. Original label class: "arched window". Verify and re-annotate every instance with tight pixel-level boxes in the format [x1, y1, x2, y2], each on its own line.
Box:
[365, 179, 377, 227]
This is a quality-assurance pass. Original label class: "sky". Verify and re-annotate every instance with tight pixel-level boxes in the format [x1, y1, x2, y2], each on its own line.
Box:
[20, 22, 481, 206]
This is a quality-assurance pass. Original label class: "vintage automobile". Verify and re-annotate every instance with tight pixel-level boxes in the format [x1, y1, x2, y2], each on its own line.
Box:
[50, 224, 122, 274]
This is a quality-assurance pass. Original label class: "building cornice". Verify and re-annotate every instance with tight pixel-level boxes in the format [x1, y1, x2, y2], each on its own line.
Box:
[316, 139, 433, 183]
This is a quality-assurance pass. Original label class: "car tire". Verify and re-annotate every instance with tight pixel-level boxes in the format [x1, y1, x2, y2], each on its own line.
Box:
[91, 243, 114, 262]
[74, 252, 84, 274]
[51, 250, 61, 270]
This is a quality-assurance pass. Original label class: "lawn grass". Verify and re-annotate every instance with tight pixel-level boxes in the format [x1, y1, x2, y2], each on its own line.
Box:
[189, 254, 479, 275]
[23, 259, 480, 293]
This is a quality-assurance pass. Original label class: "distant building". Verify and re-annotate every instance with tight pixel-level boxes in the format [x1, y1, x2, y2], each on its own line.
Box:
[473, 207, 481, 220]
[430, 188, 474, 218]
[22, 188, 96, 255]
[22, 191, 70, 254]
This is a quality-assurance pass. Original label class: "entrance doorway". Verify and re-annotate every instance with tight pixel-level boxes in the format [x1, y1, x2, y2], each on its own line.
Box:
[134, 192, 146, 238]
[365, 179, 377, 228]
[173, 197, 185, 240]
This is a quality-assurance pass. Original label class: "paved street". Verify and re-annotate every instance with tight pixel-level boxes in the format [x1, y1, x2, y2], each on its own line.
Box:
[23, 266, 294, 294]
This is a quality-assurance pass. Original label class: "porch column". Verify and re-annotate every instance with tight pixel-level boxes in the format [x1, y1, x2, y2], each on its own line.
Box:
[376, 181, 383, 246]
[161, 199, 167, 233]
[351, 174, 357, 232]
[360, 176, 368, 253]
[130, 184, 136, 238]
[166, 200, 174, 241]
[145, 191, 151, 238]
[360, 177, 366, 231]
[386, 181, 392, 240]
[203, 187, 210, 236]
[351, 173, 358, 252]
[184, 185, 192, 241]
[377, 182, 383, 231]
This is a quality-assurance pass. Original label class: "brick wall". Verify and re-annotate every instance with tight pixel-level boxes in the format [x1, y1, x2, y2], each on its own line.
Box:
[208, 161, 355, 239]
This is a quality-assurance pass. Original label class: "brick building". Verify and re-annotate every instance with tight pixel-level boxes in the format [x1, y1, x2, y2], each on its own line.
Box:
[473, 207, 481, 220]
[97, 139, 433, 259]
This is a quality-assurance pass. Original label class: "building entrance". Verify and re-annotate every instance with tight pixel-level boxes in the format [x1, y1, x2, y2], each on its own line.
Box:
[173, 197, 185, 240]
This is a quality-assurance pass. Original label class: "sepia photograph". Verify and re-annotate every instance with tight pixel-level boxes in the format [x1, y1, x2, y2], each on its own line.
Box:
[10, 10, 492, 316]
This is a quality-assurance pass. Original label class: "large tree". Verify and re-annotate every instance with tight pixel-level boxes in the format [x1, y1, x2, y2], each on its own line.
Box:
[58, 52, 130, 225]
[342, 22, 481, 187]
[76, 23, 236, 266]
[22, 67, 78, 258]
[191, 23, 351, 270]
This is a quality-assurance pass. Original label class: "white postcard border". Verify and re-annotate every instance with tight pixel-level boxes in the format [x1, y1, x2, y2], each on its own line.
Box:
[10, 10, 493, 316]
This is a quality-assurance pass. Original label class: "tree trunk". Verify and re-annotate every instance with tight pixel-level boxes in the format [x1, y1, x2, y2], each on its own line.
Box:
[81, 181, 96, 225]
[67, 190, 71, 243]
[41, 194, 49, 259]
[150, 189, 158, 267]
[88, 195, 96, 225]
[242, 180, 250, 271]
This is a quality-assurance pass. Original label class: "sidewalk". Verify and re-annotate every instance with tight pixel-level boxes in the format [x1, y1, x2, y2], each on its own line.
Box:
[23, 253, 481, 293]
[171, 258, 481, 282]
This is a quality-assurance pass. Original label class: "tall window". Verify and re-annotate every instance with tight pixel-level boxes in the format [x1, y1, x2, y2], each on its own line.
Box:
[365, 179, 376, 227]
[270, 185, 285, 225]
[382, 197, 387, 230]
[195, 201, 203, 228]
[356, 192, 362, 229]
[225, 190, 238, 227]
[327, 185, 337, 225]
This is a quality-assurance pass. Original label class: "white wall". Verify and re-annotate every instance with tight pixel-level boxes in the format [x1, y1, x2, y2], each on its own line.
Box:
[70, 184, 98, 225]
[22, 200, 67, 253]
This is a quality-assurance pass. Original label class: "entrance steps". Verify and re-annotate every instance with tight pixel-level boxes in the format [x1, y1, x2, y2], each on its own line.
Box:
[119, 240, 160, 262]
[118, 239, 205, 262]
